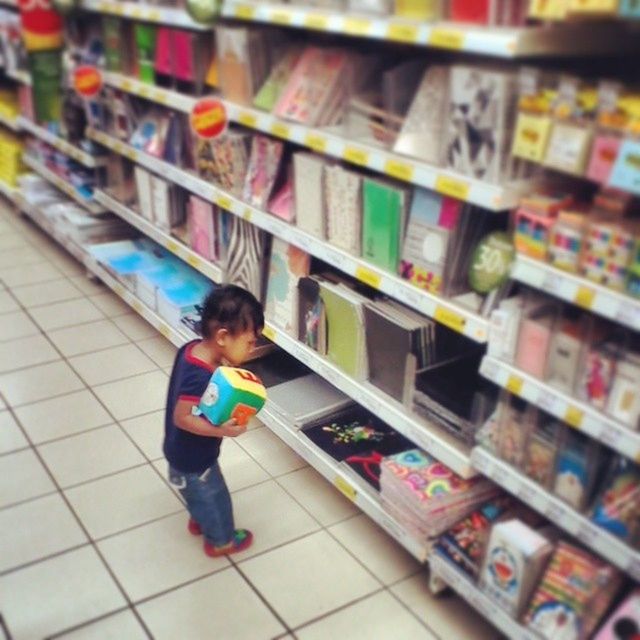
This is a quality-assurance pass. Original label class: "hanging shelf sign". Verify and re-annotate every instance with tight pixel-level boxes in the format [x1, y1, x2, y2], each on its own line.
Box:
[190, 98, 227, 139]
[73, 65, 103, 98]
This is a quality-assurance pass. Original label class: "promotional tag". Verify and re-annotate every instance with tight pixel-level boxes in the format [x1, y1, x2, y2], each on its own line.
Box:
[190, 98, 227, 140]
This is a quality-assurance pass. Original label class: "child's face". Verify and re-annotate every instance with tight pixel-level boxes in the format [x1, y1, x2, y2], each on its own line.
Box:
[220, 329, 258, 366]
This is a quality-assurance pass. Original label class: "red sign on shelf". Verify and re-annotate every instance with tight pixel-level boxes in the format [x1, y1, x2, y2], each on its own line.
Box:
[73, 66, 103, 98]
[190, 98, 227, 140]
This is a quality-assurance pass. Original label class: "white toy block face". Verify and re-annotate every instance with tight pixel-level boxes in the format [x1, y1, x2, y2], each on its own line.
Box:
[201, 382, 219, 407]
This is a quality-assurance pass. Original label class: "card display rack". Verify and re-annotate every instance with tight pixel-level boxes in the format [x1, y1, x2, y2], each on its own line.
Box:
[222, 0, 640, 59]
[100, 71, 530, 212]
[22, 154, 106, 215]
[471, 446, 640, 582]
[18, 117, 105, 168]
[88, 126, 490, 343]
[512, 254, 640, 333]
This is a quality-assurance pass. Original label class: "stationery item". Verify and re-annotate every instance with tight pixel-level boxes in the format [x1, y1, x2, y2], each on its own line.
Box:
[497, 395, 533, 468]
[197, 131, 251, 196]
[628, 239, 640, 299]
[480, 519, 554, 617]
[544, 122, 593, 176]
[524, 543, 622, 640]
[242, 135, 284, 209]
[293, 152, 329, 239]
[134, 166, 154, 222]
[361, 177, 409, 273]
[545, 315, 584, 392]
[512, 112, 553, 163]
[134, 24, 156, 84]
[268, 177, 295, 223]
[549, 210, 587, 273]
[450, 0, 491, 22]
[610, 139, 640, 197]
[487, 297, 524, 363]
[620, 0, 640, 16]
[587, 134, 621, 184]
[445, 66, 517, 183]
[265, 238, 310, 336]
[577, 344, 617, 410]
[254, 47, 301, 112]
[324, 164, 363, 256]
[394, 65, 449, 166]
[103, 17, 124, 72]
[154, 27, 173, 81]
[594, 589, 640, 640]
[590, 456, 640, 543]
[344, 450, 384, 491]
[223, 216, 267, 301]
[297, 276, 326, 354]
[522, 414, 561, 488]
[188, 195, 218, 262]
[607, 355, 640, 430]
[151, 176, 184, 231]
[398, 189, 461, 294]
[514, 205, 557, 261]
[553, 428, 601, 511]
[515, 302, 557, 379]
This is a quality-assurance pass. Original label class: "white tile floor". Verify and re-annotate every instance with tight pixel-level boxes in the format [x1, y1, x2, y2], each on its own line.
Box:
[0, 201, 500, 639]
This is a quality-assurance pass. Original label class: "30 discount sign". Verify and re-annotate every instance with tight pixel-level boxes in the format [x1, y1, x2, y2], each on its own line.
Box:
[190, 98, 227, 139]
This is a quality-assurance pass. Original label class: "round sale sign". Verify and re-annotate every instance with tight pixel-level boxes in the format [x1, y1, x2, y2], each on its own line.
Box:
[73, 66, 102, 99]
[468, 231, 515, 294]
[190, 98, 227, 140]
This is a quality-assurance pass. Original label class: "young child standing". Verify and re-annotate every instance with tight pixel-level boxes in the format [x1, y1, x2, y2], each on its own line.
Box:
[163, 284, 264, 557]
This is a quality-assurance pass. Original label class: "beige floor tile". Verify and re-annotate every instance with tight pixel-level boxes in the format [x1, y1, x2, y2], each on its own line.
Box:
[112, 313, 159, 341]
[0, 546, 125, 640]
[135, 336, 178, 368]
[137, 567, 285, 640]
[38, 424, 145, 488]
[67, 275, 106, 297]
[0, 261, 62, 287]
[0, 361, 84, 406]
[11, 278, 84, 308]
[277, 467, 359, 527]
[98, 512, 230, 602]
[55, 610, 148, 640]
[89, 292, 132, 318]
[0, 290, 19, 314]
[329, 514, 421, 586]
[0, 310, 40, 342]
[48, 319, 130, 358]
[93, 370, 168, 421]
[296, 590, 436, 640]
[0, 448, 56, 509]
[0, 246, 47, 270]
[232, 480, 320, 559]
[391, 573, 499, 640]
[240, 530, 379, 628]
[30, 298, 104, 332]
[46, 252, 85, 277]
[237, 427, 307, 477]
[69, 343, 158, 387]
[0, 410, 28, 454]
[0, 232, 29, 251]
[220, 439, 270, 493]
[120, 410, 164, 461]
[0, 334, 60, 374]
[14, 389, 112, 444]
[0, 493, 87, 573]
[65, 465, 181, 539]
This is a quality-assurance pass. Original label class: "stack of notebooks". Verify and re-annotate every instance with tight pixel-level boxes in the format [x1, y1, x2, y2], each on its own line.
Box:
[380, 449, 498, 539]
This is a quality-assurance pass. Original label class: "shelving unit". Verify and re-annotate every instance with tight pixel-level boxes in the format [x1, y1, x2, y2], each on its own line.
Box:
[0, 112, 20, 132]
[18, 117, 105, 168]
[22, 155, 106, 215]
[88, 126, 489, 343]
[100, 71, 530, 212]
[429, 554, 540, 640]
[5, 69, 31, 85]
[261, 405, 429, 561]
[222, 1, 640, 58]
[480, 355, 640, 462]
[471, 446, 640, 582]
[512, 254, 640, 332]
[79, 0, 210, 29]
[0, 179, 18, 203]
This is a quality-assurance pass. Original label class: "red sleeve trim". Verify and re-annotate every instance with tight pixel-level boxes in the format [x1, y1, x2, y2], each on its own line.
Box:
[185, 342, 214, 372]
[178, 395, 201, 404]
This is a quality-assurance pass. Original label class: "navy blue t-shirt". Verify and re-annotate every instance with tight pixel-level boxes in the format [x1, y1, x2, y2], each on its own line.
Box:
[163, 340, 222, 474]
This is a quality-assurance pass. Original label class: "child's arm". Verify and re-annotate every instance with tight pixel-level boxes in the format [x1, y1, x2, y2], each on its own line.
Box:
[173, 400, 247, 438]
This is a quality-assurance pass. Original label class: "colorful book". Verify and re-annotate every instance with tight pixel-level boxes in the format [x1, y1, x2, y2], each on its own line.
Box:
[324, 164, 362, 256]
[242, 135, 284, 209]
[188, 195, 218, 262]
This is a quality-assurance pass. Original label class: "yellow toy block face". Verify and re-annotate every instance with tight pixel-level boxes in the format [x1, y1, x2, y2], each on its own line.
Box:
[220, 367, 267, 401]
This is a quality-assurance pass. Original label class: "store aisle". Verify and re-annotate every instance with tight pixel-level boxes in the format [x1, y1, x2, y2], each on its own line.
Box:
[0, 201, 498, 640]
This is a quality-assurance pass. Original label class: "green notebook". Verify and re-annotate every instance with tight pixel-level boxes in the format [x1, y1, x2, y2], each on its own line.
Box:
[134, 24, 156, 85]
[362, 178, 408, 273]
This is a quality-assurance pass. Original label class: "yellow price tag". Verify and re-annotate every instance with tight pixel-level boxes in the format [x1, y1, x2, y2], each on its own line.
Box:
[343, 146, 370, 167]
[334, 476, 357, 501]
[384, 159, 415, 182]
[387, 23, 419, 43]
[435, 174, 470, 201]
[574, 286, 595, 310]
[114, 283, 125, 297]
[343, 16, 371, 35]
[159, 324, 171, 338]
[125, 149, 137, 161]
[238, 112, 257, 128]
[216, 195, 232, 210]
[505, 374, 524, 396]
[434, 305, 467, 334]
[355, 265, 381, 290]
[131, 7, 142, 17]
[262, 325, 276, 341]
[132, 300, 143, 313]
[429, 27, 465, 50]
[166, 240, 179, 253]
[565, 405, 584, 429]
[187, 254, 201, 269]
[270, 9, 292, 24]
[242, 208, 253, 222]
[304, 13, 329, 30]
[147, 9, 161, 20]
[234, 4, 256, 19]
[270, 122, 290, 139]
[153, 92, 167, 105]
[305, 133, 327, 153]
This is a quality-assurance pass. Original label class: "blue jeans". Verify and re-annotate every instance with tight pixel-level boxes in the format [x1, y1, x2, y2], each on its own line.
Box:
[168, 462, 235, 546]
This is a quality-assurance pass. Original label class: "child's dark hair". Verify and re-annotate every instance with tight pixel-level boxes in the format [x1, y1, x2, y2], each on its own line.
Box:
[200, 285, 264, 339]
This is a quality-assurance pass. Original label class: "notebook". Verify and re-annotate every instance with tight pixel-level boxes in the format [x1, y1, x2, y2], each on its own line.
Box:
[294, 152, 329, 239]
[325, 164, 362, 256]
[242, 135, 284, 209]
[297, 275, 326, 354]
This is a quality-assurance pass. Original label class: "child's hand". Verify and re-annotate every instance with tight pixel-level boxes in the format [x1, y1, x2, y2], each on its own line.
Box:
[220, 418, 247, 438]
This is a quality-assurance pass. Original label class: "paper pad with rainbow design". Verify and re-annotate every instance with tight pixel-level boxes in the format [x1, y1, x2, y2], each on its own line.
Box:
[198, 367, 267, 427]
